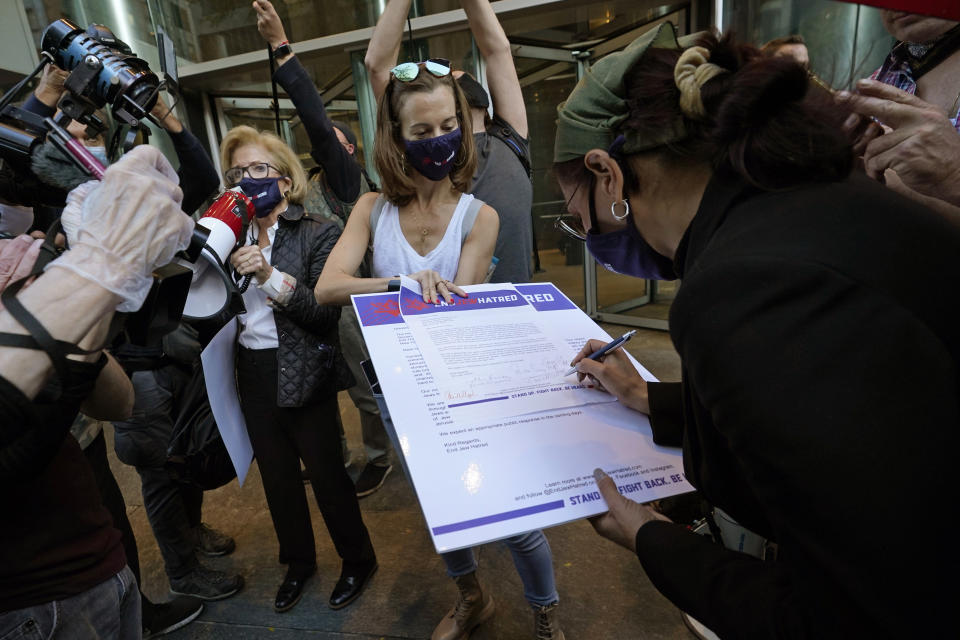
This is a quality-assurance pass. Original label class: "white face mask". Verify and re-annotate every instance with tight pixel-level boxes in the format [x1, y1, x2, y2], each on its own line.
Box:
[0, 203, 35, 236]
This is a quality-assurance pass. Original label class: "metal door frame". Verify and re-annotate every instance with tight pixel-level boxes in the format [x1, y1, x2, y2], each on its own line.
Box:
[569, 9, 689, 331]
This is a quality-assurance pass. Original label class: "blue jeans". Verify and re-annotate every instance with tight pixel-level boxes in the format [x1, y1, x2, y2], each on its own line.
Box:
[441, 530, 558, 607]
[0, 566, 140, 639]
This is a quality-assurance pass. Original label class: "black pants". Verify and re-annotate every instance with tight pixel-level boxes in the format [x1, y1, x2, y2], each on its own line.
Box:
[137, 467, 202, 579]
[238, 347, 375, 578]
[115, 367, 203, 580]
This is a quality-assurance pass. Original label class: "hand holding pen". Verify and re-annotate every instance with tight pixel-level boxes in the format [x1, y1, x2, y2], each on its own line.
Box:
[567, 330, 652, 415]
[565, 330, 636, 376]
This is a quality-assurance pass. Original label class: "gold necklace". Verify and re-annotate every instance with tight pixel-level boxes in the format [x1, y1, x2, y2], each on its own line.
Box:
[409, 205, 430, 238]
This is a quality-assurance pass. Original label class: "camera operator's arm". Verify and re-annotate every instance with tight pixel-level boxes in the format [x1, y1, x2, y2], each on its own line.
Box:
[80, 352, 133, 421]
[1, 146, 191, 397]
[253, 0, 361, 203]
[24, 64, 70, 117]
[151, 94, 221, 215]
[365, 0, 410, 101]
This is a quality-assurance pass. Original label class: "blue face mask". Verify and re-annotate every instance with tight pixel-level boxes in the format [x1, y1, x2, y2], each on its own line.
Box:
[85, 145, 109, 166]
[239, 176, 285, 218]
[583, 193, 676, 281]
[404, 128, 462, 181]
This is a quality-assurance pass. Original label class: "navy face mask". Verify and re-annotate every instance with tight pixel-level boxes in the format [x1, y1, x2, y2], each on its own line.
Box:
[239, 176, 285, 218]
[404, 128, 462, 181]
[584, 190, 677, 281]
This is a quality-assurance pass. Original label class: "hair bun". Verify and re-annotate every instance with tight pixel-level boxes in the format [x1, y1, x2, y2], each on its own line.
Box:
[712, 57, 809, 143]
[674, 46, 729, 120]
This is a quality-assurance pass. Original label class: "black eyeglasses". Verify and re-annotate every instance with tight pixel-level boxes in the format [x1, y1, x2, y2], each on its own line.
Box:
[224, 162, 282, 186]
[553, 180, 588, 242]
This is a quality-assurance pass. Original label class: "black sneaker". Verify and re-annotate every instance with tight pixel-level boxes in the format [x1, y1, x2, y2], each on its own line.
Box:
[355, 463, 392, 498]
[142, 595, 204, 638]
[170, 564, 244, 601]
[195, 523, 235, 557]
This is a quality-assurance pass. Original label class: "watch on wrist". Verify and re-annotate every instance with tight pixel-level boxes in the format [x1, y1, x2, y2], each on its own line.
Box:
[387, 278, 401, 292]
[273, 41, 292, 59]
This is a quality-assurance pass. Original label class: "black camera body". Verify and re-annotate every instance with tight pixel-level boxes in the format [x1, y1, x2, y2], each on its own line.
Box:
[41, 19, 160, 130]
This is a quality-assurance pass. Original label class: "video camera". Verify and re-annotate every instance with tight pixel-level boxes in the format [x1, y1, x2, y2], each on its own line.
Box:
[0, 19, 244, 347]
[0, 18, 162, 207]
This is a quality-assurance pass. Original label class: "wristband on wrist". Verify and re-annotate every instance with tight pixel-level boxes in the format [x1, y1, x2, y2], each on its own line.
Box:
[387, 278, 401, 292]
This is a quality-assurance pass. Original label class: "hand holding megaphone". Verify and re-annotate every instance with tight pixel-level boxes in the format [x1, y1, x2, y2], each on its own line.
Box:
[180, 188, 254, 321]
[230, 244, 272, 286]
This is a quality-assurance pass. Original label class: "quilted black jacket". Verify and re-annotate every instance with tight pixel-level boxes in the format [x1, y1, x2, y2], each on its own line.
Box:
[270, 202, 354, 407]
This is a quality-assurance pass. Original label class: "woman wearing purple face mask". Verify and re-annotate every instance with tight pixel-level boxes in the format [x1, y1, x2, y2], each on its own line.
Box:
[319, 59, 577, 640]
[315, 58, 498, 308]
[219, 126, 378, 614]
[554, 23, 960, 639]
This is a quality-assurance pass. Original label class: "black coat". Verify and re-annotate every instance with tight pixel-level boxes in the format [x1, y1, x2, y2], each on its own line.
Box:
[638, 173, 960, 639]
[270, 203, 354, 407]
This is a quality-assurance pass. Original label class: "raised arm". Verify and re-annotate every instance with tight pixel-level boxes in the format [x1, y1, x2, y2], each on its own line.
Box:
[453, 204, 498, 285]
[253, 0, 361, 202]
[151, 94, 221, 215]
[460, 0, 527, 137]
[315, 192, 394, 305]
[365, 0, 412, 101]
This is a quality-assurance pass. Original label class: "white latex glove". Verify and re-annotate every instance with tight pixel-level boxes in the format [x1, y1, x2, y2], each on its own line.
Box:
[48, 146, 194, 312]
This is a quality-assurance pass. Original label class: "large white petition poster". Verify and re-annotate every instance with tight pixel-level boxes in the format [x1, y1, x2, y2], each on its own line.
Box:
[354, 282, 692, 551]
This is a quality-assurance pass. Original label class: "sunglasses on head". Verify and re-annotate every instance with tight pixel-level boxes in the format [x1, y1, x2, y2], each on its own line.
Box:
[390, 58, 452, 83]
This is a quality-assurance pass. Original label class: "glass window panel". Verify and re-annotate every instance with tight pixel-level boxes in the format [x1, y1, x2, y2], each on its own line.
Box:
[148, 0, 459, 64]
[24, 1, 157, 59]
[521, 60, 584, 306]
[502, 0, 687, 48]
[723, 0, 893, 89]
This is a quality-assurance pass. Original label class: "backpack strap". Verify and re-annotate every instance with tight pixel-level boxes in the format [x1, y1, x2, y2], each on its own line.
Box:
[489, 123, 532, 179]
[368, 194, 388, 246]
[460, 196, 485, 245]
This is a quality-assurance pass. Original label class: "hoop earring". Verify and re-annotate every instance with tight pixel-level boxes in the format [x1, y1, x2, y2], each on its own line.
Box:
[611, 199, 630, 221]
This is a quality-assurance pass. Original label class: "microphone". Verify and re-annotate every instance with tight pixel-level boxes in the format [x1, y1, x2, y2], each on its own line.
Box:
[30, 137, 98, 193]
[0, 117, 103, 208]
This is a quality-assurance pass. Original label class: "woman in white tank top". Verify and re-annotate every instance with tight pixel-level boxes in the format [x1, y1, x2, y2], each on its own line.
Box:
[316, 55, 565, 640]
[315, 59, 498, 306]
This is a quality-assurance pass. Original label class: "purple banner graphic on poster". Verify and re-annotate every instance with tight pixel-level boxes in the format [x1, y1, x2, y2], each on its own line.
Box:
[354, 293, 404, 327]
[432, 500, 566, 535]
[399, 285, 530, 316]
[515, 283, 577, 312]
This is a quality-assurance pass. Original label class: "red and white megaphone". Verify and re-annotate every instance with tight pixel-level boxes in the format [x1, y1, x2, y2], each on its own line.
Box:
[180, 188, 253, 321]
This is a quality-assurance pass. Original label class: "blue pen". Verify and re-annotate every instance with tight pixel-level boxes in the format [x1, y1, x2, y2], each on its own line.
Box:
[564, 330, 637, 377]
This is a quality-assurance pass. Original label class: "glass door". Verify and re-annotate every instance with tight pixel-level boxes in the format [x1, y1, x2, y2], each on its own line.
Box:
[518, 53, 585, 307]
[582, 8, 689, 331]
